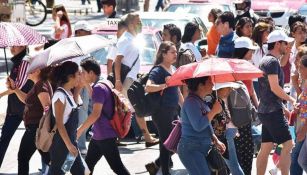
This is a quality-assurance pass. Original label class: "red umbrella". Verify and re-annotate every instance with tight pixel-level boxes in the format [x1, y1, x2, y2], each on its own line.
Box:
[167, 58, 263, 86]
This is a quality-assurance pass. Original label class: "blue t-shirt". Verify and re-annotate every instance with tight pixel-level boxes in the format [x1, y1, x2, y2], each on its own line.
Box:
[258, 55, 284, 113]
[217, 31, 238, 58]
[181, 94, 213, 140]
[91, 83, 117, 140]
[148, 66, 179, 107]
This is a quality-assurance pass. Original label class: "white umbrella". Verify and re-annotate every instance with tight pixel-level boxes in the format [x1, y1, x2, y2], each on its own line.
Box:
[27, 34, 111, 73]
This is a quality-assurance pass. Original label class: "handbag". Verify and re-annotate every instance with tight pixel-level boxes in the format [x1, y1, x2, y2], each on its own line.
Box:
[163, 120, 182, 153]
[107, 54, 139, 84]
[206, 145, 229, 175]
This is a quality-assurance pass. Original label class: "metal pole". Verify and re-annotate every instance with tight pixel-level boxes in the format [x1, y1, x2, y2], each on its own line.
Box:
[4, 48, 9, 75]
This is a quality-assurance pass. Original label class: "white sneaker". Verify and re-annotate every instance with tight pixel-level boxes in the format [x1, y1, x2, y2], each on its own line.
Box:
[269, 168, 279, 175]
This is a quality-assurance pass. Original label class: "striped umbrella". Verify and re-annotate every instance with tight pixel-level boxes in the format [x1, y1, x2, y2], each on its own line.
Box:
[0, 22, 47, 74]
[0, 22, 46, 47]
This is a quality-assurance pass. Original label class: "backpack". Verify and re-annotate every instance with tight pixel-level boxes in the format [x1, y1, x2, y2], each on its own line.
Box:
[35, 87, 72, 152]
[174, 48, 196, 68]
[127, 66, 162, 117]
[227, 83, 253, 127]
[100, 82, 132, 138]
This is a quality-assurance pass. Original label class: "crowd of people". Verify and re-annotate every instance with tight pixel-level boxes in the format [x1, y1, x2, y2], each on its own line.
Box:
[0, 0, 307, 175]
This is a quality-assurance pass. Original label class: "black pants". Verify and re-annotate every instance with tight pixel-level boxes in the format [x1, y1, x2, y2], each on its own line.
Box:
[18, 124, 50, 175]
[0, 114, 23, 167]
[152, 106, 178, 175]
[85, 138, 130, 175]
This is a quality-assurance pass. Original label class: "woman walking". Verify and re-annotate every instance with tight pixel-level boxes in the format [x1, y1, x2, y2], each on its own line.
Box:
[11, 67, 52, 175]
[145, 41, 184, 175]
[48, 61, 85, 175]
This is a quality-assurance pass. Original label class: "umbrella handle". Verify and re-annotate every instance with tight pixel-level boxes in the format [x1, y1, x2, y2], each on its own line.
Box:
[3, 48, 8, 75]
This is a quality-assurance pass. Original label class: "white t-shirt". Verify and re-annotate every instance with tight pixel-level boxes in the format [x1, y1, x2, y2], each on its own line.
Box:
[52, 88, 77, 124]
[290, 43, 298, 76]
[51, 24, 69, 40]
[107, 43, 117, 61]
[116, 31, 140, 80]
[182, 42, 202, 62]
[252, 44, 268, 68]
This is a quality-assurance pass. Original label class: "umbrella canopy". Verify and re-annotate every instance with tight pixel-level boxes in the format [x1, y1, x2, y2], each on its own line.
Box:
[0, 22, 47, 47]
[27, 34, 111, 73]
[167, 58, 263, 86]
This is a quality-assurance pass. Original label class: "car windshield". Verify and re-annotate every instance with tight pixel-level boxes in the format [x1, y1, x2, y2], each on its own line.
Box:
[299, 4, 307, 15]
[166, 4, 230, 27]
[92, 33, 156, 65]
[141, 18, 207, 38]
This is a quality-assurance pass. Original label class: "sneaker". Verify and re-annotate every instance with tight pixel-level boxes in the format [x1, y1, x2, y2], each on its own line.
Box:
[80, 149, 87, 156]
[145, 162, 159, 175]
[269, 168, 279, 175]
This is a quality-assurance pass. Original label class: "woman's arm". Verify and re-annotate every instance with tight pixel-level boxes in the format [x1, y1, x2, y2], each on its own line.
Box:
[77, 103, 102, 139]
[145, 79, 166, 93]
[0, 89, 14, 98]
[13, 88, 27, 104]
[54, 99, 78, 157]
[250, 84, 259, 108]
[38, 92, 51, 110]
[178, 88, 184, 107]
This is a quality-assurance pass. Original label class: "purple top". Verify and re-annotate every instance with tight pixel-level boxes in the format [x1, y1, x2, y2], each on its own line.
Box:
[91, 83, 117, 140]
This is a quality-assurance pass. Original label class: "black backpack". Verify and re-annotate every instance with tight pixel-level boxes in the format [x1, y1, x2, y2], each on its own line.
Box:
[127, 66, 161, 117]
[227, 83, 253, 127]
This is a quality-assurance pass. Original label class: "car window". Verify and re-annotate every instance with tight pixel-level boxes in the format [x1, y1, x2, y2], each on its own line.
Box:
[165, 4, 230, 27]
[141, 18, 207, 38]
[92, 33, 158, 65]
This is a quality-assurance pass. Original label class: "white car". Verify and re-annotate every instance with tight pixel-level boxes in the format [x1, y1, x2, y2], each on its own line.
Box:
[137, 12, 208, 39]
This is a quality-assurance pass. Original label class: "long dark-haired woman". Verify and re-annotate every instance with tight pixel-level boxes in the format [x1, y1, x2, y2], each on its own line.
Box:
[48, 61, 85, 175]
[236, 17, 254, 38]
[52, 4, 72, 40]
[144, 41, 184, 175]
[11, 67, 52, 175]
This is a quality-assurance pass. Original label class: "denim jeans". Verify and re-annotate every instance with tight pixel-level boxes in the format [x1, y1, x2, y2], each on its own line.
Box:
[290, 139, 304, 175]
[177, 137, 211, 175]
[78, 88, 90, 150]
[251, 126, 262, 147]
[225, 128, 244, 175]
[0, 114, 23, 167]
[298, 137, 307, 172]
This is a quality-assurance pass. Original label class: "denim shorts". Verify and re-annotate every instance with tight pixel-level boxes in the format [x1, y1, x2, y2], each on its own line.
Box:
[258, 110, 292, 144]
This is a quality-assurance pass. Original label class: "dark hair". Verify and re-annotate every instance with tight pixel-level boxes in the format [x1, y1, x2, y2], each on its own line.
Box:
[50, 61, 79, 87]
[252, 22, 270, 54]
[268, 42, 276, 50]
[291, 21, 306, 33]
[155, 41, 175, 65]
[118, 20, 127, 30]
[235, 17, 253, 37]
[219, 11, 235, 30]
[185, 76, 210, 92]
[80, 58, 101, 76]
[301, 55, 307, 67]
[101, 0, 116, 8]
[209, 8, 222, 22]
[257, 16, 274, 24]
[39, 66, 53, 82]
[163, 24, 182, 43]
[182, 22, 199, 43]
[288, 14, 306, 31]
[234, 48, 250, 59]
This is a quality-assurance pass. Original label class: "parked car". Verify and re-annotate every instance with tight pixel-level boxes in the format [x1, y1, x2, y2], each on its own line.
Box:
[137, 12, 208, 39]
[91, 25, 162, 77]
[164, 0, 233, 28]
[251, 0, 301, 28]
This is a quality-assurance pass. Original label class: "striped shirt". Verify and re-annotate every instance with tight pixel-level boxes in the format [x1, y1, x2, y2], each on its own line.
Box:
[15, 56, 30, 89]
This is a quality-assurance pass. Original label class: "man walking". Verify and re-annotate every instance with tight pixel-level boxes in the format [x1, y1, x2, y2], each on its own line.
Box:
[256, 30, 295, 175]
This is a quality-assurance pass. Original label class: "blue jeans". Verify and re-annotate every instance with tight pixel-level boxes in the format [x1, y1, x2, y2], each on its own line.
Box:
[298, 137, 307, 172]
[177, 137, 211, 175]
[225, 128, 244, 175]
[251, 126, 262, 146]
[0, 114, 23, 167]
[78, 88, 90, 150]
[291, 139, 304, 175]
